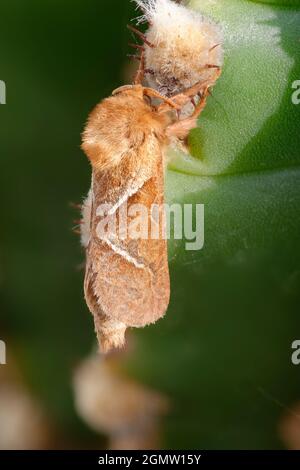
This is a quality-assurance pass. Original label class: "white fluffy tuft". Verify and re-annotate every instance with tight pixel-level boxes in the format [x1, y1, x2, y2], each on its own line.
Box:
[133, 0, 223, 96]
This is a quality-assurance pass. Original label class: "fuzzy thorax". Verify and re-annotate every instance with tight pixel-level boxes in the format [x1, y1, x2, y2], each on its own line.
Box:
[135, 0, 223, 96]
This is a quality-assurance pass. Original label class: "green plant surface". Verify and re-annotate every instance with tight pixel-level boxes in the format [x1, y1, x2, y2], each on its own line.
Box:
[122, 0, 300, 449]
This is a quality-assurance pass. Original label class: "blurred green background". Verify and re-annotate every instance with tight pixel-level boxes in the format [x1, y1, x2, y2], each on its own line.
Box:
[0, 0, 300, 450]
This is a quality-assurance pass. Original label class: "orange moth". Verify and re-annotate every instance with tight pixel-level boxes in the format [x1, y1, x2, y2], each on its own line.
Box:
[80, 1, 222, 353]
[81, 81, 220, 353]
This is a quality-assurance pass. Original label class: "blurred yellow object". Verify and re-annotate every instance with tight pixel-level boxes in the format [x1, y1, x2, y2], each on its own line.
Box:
[0, 357, 50, 450]
[73, 352, 169, 449]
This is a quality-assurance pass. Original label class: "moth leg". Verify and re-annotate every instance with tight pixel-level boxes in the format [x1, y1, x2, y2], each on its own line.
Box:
[171, 69, 221, 104]
[143, 87, 180, 109]
[166, 87, 210, 140]
[158, 69, 221, 113]
[134, 50, 145, 85]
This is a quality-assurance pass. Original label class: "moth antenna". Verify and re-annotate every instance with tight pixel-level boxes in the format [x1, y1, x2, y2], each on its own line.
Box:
[127, 24, 155, 48]
[112, 85, 134, 95]
[73, 219, 83, 225]
[72, 228, 81, 235]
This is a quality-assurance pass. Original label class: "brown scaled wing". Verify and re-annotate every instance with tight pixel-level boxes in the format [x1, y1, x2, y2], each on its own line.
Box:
[84, 146, 170, 330]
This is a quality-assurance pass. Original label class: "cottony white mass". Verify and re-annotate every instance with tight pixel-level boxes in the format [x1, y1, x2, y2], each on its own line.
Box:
[134, 0, 223, 96]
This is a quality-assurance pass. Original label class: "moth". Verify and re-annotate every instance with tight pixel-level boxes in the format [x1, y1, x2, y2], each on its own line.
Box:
[80, 42, 221, 352]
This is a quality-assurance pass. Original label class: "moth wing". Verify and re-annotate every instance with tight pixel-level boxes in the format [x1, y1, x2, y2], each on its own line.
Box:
[84, 137, 170, 333]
